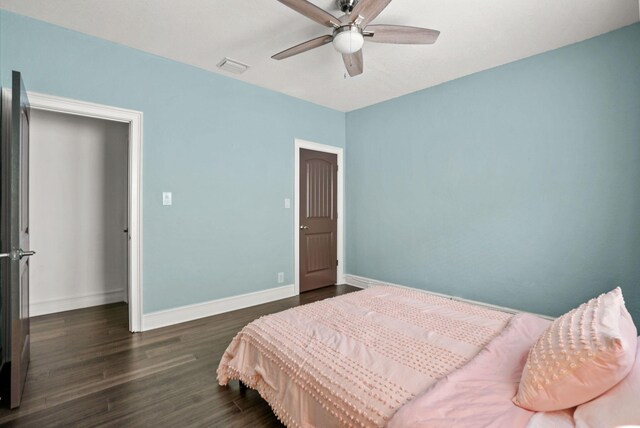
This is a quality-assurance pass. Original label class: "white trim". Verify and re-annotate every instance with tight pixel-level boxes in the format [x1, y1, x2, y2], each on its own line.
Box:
[294, 139, 344, 295]
[344, 274, 556, 320]
[25, 91, 144, 332]
[143, 284, 296, 331]
[30, 289, 126, 317]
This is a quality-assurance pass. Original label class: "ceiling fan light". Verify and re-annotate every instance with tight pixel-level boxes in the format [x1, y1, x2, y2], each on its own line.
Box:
[332, 26, 364, 54]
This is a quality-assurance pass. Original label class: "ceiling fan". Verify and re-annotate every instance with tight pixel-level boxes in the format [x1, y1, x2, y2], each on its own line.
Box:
[271, 0, 440, 77]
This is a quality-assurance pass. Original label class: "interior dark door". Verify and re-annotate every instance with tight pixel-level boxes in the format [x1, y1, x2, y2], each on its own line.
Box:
[1, 71, 34, 408]
[299, 148, 337, 292]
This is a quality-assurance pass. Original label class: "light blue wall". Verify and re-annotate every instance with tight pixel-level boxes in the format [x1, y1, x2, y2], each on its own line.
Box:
[2, 10, 638, 323]
[346, 23, 640, 322]
[0, 10, 346, 312]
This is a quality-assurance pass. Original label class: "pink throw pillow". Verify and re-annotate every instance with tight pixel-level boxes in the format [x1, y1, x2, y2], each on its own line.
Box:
[513, 287, 637, 412]
[573, 338, 640, 427]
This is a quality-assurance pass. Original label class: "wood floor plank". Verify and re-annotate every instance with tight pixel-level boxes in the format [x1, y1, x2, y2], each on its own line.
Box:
[0, 284, 358, 426]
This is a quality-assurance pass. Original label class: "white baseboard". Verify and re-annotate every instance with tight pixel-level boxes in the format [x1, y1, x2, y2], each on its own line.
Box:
[344, 274, 555, 320]
[30, 289, 126, 317]
[142, 284, 296, 331]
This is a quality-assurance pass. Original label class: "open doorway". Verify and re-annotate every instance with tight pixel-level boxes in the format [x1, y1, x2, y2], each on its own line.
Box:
[30, 110, 129, 317]
[27, 92, 143, 332]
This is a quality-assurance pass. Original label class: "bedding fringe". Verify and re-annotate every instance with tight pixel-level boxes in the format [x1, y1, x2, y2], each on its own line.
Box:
[218, 363, 300, 428]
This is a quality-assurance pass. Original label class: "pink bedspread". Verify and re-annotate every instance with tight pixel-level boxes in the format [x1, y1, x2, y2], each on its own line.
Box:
[388, 312, 551, 428]
[217, 286, 513, 427]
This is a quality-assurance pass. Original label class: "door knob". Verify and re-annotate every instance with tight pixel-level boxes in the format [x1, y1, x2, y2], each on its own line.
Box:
[299, 225, 309, 230]
[19, 250, 36, 259]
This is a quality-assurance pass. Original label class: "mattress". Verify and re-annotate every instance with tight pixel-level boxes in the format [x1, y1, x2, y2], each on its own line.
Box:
[217, 286, 513, 427]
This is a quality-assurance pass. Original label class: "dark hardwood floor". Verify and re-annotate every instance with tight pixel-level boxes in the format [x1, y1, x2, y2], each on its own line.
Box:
[0, 285, 358, 427]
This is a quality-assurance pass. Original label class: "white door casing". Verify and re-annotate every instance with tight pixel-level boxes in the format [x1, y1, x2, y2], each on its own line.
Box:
[23, 91, 144, 332]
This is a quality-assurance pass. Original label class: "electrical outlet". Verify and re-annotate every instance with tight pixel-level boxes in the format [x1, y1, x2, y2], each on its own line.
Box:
[277, 272, 284, 284]
[284, 198, 291, 209]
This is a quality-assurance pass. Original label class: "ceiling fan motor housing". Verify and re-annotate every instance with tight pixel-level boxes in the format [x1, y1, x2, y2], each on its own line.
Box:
[336, 0, 358, 13]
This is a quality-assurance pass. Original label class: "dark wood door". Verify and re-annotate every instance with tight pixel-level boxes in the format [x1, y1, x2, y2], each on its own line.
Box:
[299, 149, 337, 292]
[1, 71, 33, 408]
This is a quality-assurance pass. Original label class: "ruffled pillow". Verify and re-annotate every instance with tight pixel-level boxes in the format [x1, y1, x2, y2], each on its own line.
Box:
[513, 287, 637, 411]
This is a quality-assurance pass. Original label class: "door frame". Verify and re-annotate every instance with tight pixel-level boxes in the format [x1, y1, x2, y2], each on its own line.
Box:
[10, 90, 144, 332]
[294, 139, 344, 295]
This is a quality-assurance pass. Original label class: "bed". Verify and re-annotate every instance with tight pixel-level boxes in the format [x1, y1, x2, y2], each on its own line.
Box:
[217, 285, 639, 427]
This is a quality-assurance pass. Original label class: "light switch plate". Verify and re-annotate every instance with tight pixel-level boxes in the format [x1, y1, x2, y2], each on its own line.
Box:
[162, 192, 172, 206]
[284, 198, 291, 209]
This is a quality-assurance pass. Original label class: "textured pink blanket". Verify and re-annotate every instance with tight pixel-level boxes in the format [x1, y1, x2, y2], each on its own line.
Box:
[217, 286, 512, 427]
[388, 313, 551, 428]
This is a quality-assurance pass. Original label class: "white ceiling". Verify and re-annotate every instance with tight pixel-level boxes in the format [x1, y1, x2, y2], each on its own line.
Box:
[0, 0, 638, 111]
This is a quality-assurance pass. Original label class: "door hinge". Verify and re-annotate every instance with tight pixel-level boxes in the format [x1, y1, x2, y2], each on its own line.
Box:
[336, 259, 339, 266]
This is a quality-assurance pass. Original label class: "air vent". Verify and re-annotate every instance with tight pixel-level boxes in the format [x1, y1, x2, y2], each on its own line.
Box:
[217, 58, 250, 74]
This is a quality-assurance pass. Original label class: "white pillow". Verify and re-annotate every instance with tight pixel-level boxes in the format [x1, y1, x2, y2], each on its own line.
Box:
[526, 409, 575, 428]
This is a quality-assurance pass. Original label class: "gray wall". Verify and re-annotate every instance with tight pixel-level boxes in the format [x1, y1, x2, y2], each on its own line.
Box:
[346, 23, 640, 322]
[30, 110, 128, 315]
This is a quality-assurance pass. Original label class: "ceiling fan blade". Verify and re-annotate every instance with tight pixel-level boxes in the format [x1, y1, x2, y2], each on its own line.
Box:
[276, 0, 341, 27]
[272, 35, 333, 60]
[350, 0, 391, 27]
[342, 50, 363, 77]
[365, 25, 440, 44]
